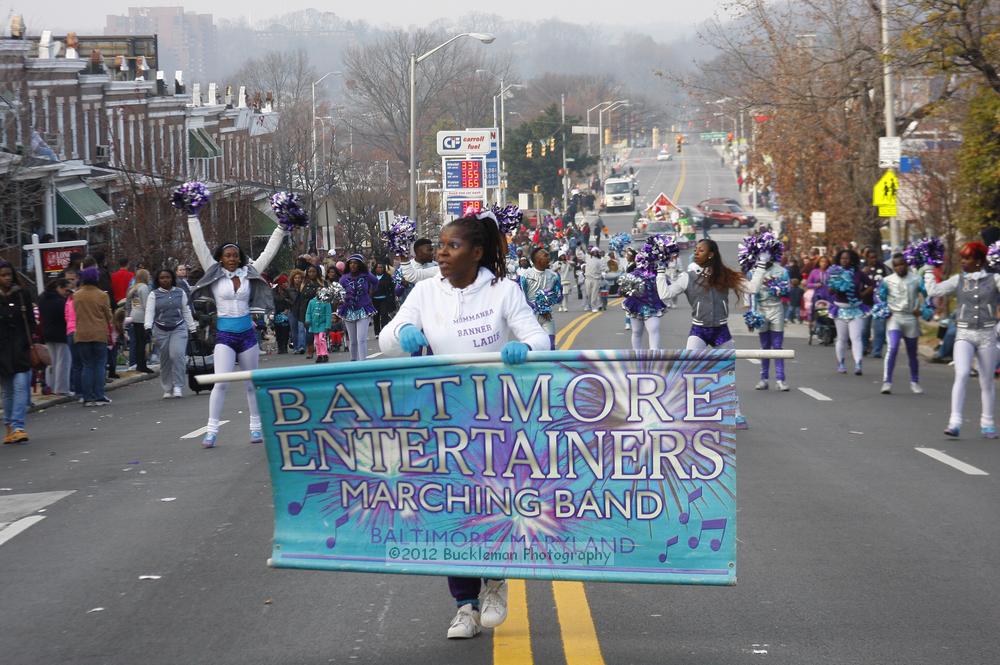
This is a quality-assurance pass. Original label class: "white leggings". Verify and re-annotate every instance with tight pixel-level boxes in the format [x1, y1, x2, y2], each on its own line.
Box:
[345, 317, 371, 361]
[207, 342, 260, 434]
[950, 333, 997, 430]
[630, 316, 662, 350]
[834, 318, 866, 367]
[685, 335, 743, 419]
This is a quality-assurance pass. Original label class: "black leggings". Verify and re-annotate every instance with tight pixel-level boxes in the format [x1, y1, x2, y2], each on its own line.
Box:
[132, 322, 149, 371]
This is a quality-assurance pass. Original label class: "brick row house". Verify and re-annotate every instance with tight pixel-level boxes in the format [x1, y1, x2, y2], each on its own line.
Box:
[0, 27, 281, 270]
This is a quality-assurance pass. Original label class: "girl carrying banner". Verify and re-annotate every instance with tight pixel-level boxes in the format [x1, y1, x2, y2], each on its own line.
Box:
[379, 210, 549, 640]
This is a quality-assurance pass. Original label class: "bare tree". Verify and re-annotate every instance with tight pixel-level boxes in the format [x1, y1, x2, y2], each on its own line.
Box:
[233, 49, 317, 108]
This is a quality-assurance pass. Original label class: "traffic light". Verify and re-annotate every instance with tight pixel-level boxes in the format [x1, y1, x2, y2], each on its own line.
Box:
[727, 132, 734, 146]
[604, 127, 611, 145]
[549, 137, 556, 152]
[540, 142, 547, 157]
[651, 127, 660, 147]
[526, 141, 533, 158]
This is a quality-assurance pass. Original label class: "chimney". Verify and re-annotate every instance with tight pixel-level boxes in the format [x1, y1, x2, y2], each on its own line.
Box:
[88, 49, 105, 74]
[156, 70, 166, 95]
[9, 15, 25, 39]
[224, 85, 233, 107]
[207, 82, 217, 105]
[65, 32, 79, 59]
[135, 55, 148, 80]
[38, 30, 52, 59]
[191, 82, 201, 107]
[174, 70, 185, 95]
[264, 91, 273, 113]
[237, 86, 247, 109]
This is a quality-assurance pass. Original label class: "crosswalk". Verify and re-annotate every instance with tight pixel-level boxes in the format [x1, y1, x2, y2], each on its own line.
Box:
[0, 490, 74, 546]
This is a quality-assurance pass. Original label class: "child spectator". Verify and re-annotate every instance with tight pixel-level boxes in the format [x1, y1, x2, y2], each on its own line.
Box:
[305, 286, 334, 363]
[787, 278, 804, 323]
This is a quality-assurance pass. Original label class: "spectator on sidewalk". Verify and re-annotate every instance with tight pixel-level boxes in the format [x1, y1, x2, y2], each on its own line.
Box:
[73, 266, 113, 407]
[145, 268, 197, 399]
[39, 277, 71, 396]
[125, 269, 153, 373]
[110, 257, 133, 304]
[0, 262, 35, 443]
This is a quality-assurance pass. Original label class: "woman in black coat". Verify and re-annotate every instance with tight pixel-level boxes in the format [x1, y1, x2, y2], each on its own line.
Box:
[294, 265, 322, 358]
[371, 262, 396, 335]
[38, 277, 71, 395]
[0, 262, 36, 443]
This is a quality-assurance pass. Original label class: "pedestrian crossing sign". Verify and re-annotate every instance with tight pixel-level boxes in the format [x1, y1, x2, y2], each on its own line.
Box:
[872, 170, 899, 207]
[878, 204, 897, 218]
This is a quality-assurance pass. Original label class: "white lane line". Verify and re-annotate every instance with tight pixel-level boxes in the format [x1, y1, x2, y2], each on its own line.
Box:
[746, 358, 761, 365]
[366, 352, 383, 359]
[180, 420, 230, 439]
[0, 515, 46, 547]
[915, 448, 989, 476]
[798, 387, 832, 401]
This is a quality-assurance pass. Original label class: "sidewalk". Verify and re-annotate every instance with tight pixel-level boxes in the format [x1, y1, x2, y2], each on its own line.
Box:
[19, 367, 160, 414]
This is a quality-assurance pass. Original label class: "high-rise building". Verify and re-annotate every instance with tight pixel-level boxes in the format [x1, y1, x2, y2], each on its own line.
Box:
[105, 7, 215, 82]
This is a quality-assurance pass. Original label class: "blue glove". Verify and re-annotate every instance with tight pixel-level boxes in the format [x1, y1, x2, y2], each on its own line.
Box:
[501, 341, 530, 365]
[398, 324, 429, 354]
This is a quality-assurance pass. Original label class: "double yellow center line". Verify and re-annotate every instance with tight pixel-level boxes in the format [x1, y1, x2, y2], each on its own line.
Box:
[493, 152, 687, 665]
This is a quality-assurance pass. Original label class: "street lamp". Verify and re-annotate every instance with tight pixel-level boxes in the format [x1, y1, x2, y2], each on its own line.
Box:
[598, 99, 628, 186]
[409, 32, 496, 221]
[312, 71, 343, 183]
[476, 69, 524, 204]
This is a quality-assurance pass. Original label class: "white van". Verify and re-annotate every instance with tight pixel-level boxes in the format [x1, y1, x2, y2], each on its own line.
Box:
[603, 177, 635, 211]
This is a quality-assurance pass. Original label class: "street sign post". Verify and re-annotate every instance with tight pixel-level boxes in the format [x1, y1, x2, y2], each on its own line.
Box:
[571, 125, 599, 135]
[810, 211, 827, 234]
[873, 170, 899, 218]
[377, 210, 394, 232]
[878, 137, 901, 168]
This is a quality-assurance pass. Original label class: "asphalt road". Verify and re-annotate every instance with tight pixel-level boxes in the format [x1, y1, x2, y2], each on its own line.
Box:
[2, 142, 998, 664]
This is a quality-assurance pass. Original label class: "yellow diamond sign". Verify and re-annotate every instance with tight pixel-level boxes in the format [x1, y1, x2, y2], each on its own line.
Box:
[873, 170, 899, 207]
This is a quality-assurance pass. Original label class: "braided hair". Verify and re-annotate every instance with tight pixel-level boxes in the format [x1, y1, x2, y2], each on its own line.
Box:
[444, 214, 508, 284]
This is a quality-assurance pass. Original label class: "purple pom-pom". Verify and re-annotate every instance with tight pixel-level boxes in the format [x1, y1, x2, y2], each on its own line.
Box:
[738, 230, 783, 272]
[491, 205, 523, 235]
[904, 237, 945, 268]
[383, 216, 417, 257]
[988, 241, 1000, 273]
[269, 192, 309, 231]
[171, 181, 210, 216]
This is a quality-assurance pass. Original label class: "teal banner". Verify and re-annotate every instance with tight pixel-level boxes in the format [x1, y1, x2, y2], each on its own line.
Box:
[253, 350, 738, 585]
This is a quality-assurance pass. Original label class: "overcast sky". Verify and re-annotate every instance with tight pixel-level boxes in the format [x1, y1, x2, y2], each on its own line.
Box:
[14, 1, 725, 34]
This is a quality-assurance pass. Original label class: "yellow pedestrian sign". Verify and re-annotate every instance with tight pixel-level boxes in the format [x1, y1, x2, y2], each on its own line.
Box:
[873, 170, 899, 207]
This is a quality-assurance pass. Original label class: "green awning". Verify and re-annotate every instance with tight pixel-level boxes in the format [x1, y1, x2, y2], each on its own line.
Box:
[251, 207, 278, 236]
[56, 180, 115, 227]
[188, 128, 221, 159]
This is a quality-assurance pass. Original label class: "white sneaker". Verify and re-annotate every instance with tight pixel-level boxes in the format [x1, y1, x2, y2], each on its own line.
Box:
[776, 380, 790, 392]
[447, 604, 481, 639]
[591, 308, 599, 313]
[479, 580, 508, 628]
[625, 322, 631, 330]
[880, 382, 891, 394]
[910, 382, 923, 394]
[162, 391, 172, 399]
[754, 380, 768, 390]
[173, 386, 183, 398]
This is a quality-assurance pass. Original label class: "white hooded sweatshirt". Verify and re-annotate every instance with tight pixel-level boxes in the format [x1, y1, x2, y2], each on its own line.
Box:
[379, 267, 550, 356]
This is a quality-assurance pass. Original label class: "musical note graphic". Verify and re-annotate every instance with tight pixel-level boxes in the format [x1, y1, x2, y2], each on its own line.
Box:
[657, 535, 680, 563]
[287, 481, 330, 516]
[678, 487, 703, 525]
[688, 518, 727, 551]
[325, 513, 351, 549]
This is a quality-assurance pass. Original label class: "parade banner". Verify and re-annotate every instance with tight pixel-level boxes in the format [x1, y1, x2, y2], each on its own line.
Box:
[252, 350, 738, 585]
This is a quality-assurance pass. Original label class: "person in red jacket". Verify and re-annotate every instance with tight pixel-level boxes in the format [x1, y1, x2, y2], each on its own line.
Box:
[110, 257, 133, 305]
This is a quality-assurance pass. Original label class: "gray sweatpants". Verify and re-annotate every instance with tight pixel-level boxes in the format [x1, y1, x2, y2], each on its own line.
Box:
[152, 326, 189, 394]
[584, 278, 601, 310]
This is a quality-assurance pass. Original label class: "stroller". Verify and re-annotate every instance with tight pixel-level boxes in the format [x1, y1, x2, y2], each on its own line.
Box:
[809, 297, 836, 346]
[187, 298, 217, 394]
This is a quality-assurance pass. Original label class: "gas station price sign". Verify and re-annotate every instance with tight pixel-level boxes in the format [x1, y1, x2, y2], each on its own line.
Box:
[445, 159, 483, 190]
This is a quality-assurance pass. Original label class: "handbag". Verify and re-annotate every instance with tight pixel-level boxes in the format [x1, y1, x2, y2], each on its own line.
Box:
[21, 300, 51, 370]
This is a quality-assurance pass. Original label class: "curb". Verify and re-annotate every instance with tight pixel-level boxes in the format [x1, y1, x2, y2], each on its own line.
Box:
[27, 369, 159, 413]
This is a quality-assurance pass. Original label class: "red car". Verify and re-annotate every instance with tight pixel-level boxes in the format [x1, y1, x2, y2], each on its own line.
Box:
[697, 201, 757, 228]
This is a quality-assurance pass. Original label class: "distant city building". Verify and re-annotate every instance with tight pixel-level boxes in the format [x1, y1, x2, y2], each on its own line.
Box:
[105, 7, 215, 82]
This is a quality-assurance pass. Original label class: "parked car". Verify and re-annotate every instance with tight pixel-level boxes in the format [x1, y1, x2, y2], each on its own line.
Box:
[697, 201, 757, 228]
[699, 197, 742, 208]
[656, 150, 672, 161]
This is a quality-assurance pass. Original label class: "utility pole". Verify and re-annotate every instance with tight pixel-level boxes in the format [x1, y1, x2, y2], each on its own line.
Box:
[881, 0, 899, 250]
[561, 93, 568, 210]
